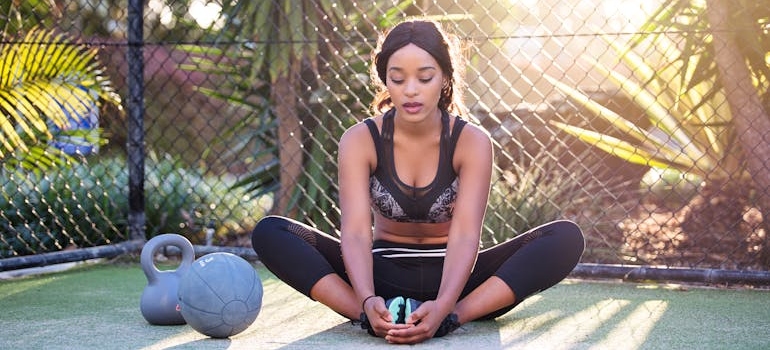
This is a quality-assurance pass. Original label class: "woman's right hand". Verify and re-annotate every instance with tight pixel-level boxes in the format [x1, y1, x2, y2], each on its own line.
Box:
[363, 296, 412, 337]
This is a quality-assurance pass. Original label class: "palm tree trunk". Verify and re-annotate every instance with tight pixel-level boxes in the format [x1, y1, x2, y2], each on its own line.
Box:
[271, 74, 303, 216]
[707, 0, 770, 266]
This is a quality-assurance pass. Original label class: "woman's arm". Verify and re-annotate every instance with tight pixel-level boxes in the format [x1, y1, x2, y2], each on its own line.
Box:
[338, 122, 377, 305]
[436, 123, 493, 314]
[339, 121, 409, 337]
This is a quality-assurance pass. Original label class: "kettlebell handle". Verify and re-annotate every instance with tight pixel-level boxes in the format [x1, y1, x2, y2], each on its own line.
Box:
[141, 233, 195, 283]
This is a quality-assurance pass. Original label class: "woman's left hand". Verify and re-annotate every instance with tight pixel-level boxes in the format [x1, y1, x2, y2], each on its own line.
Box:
[383, 300, 447, 344]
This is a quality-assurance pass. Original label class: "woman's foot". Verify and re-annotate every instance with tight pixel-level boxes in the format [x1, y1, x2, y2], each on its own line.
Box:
[359, 297, 460, 337]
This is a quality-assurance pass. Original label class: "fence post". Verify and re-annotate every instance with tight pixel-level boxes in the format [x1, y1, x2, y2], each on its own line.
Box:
[127, 0, 146, 241]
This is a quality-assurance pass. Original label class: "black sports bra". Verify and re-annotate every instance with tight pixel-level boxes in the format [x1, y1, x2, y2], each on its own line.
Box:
[364, 109, 466, 223]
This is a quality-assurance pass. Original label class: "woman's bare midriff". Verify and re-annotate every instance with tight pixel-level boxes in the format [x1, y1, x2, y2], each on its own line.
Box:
[372, 212, 450, 245]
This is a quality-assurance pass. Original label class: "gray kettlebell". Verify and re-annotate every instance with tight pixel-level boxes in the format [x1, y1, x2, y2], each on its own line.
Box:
[140, 233, 195, 325]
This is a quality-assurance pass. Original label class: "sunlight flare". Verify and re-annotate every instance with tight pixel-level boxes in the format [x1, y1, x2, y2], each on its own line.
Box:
[591, 300, 669, 350]
[503, 299, 630, 349]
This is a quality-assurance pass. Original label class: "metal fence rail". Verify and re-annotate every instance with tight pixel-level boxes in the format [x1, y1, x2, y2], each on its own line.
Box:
[1, 0, 769, 286]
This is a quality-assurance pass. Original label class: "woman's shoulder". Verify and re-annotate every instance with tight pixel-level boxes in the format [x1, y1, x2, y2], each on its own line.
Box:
[453, 116, 491, 146]
[339, 117, 380, 160]
[341, 117, 378, 143]
[451, 116, 493, 173]
[338, 118, 378, 172]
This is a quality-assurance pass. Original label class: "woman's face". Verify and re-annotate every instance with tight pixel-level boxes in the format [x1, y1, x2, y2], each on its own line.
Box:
[385, 43, 446, 121]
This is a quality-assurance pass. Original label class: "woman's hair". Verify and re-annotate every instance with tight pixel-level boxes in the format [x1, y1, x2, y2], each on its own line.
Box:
[370, 19, 467, 116]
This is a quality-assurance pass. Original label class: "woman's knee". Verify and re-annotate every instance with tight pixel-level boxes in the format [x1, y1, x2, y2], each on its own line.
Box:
[559, 220, 584, 244]
[252, 215, 285, 234]
[548, 220, 585, 259]
[549, 220, 585, 258]
[251, 215, 289, 252]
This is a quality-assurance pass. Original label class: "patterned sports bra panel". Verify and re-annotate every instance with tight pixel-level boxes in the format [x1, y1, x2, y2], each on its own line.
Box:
[364, 109, 466, 223]
[369, 176, 458, 223]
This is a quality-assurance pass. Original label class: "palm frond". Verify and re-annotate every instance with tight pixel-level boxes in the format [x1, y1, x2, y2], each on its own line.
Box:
[0, 28, 120, 170]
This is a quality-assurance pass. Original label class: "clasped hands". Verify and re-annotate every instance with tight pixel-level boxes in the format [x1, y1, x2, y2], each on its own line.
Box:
[362, 297, 447, 344]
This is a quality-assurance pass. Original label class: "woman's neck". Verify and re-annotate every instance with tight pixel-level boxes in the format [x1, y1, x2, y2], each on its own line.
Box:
[393, 108, 442, 138]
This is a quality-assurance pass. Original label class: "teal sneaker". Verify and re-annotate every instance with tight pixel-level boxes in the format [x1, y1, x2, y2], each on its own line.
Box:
[361, 297, 457, 337]
[402, 298, 422, 323]
[385, 297, 423, 324]
[359, 296, 410, 336]
[385, 296, 405, 323]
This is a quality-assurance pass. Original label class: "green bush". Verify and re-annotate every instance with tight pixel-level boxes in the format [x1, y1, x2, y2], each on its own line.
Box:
[482, 147, 613, 247]
[0, 157, 128, 257]
[143, 153, 266, 242]
[0, 154, 266, 257]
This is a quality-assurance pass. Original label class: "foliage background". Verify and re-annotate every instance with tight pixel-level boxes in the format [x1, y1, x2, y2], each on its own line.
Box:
[2, 0, 769, 274]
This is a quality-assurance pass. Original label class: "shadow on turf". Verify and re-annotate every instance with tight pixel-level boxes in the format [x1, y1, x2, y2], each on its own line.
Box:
[264, 319, 505, 348]
[161, 338, 232, 349]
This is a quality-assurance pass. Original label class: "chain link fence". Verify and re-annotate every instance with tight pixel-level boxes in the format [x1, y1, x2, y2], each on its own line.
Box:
[1, 0, 769, 285]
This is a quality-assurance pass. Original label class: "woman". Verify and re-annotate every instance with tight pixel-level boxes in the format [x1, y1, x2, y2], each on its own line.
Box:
[251, 19, 584, 345]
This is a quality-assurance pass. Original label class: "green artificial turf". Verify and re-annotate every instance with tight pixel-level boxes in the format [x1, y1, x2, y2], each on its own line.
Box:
[1, 260, 768, 349]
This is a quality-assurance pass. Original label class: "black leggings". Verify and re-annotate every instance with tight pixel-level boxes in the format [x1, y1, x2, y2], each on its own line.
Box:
[251, 216, 584, 320]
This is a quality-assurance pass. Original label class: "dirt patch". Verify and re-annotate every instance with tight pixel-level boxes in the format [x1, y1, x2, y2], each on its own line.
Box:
[616, 187, 766, 270]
